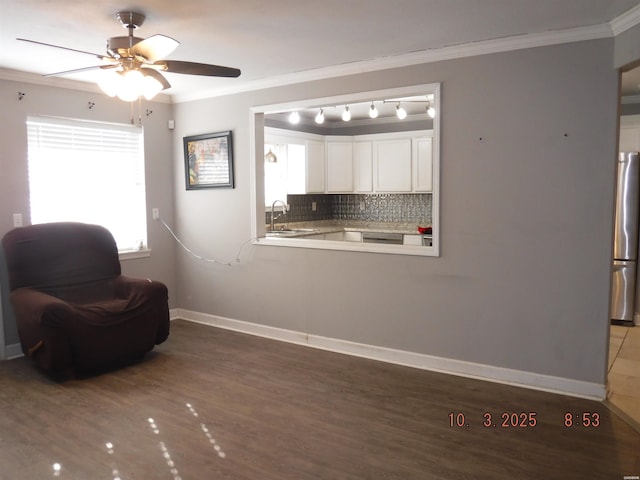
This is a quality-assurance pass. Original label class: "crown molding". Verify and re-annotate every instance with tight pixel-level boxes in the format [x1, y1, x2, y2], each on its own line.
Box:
[172, 23, 613, 103]
[3, 11, 638, 106]
[610, 3, 640, 36]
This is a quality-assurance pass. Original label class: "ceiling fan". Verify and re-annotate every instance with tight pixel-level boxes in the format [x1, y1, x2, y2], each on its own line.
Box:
[17, 11, 241, 101]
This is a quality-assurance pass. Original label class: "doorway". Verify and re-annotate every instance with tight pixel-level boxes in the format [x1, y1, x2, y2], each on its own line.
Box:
[607, 64, 640, 430]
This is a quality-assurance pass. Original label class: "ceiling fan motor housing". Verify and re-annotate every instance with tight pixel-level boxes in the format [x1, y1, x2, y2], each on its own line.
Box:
[107, 36, 143, 59]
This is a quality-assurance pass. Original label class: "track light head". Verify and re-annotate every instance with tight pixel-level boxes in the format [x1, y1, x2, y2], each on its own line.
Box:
[369, 102, 379, 119]
[342, 106, 351, 122]
[289, 111, 300, 124]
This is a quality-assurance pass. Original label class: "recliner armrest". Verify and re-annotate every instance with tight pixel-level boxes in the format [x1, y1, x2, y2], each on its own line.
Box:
[113, 275, 168, 300]
[10, 288, 71, 327]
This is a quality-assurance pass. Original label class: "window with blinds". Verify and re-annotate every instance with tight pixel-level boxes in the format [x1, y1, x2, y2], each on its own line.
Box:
[26, 116, 147, 253]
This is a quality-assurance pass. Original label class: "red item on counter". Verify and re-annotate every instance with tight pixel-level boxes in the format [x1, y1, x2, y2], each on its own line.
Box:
[417, 226, 432, 234]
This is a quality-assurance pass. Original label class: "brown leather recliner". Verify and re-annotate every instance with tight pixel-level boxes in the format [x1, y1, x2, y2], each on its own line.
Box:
[1, 222, 170, 374]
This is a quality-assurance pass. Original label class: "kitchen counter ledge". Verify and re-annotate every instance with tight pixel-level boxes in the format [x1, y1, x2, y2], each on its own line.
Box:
[265, 220, 431, 237]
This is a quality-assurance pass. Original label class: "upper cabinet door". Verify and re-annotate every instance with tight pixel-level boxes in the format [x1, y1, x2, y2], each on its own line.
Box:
[413, 136, 433, 192]
[374, 138, 412, 192]
[306, 139, 326, 193]
[353, 141, 373, 192]
[326, 141, 354, 193]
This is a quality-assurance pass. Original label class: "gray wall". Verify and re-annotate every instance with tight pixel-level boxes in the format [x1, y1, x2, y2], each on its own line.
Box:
[0, 80, 178, 346]
[0, 36, 624, 388]
[171, 38, 618, 385]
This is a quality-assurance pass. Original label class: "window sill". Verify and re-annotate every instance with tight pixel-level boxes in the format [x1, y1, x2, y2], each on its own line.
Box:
[119, 249, 151, 261]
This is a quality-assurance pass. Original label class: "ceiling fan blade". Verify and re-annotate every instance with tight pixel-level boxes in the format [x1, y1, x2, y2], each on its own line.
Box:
[130, 34, 179, 63]
[17, 38, 110, 60]
[157, 60, 241, 78]
[43, 64, 119, 77]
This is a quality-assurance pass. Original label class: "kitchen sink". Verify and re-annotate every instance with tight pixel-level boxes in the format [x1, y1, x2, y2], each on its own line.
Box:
[265, 228, 318, 237]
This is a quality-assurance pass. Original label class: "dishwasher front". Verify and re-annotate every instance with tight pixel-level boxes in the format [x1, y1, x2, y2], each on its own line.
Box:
[361, 232, 403, 244]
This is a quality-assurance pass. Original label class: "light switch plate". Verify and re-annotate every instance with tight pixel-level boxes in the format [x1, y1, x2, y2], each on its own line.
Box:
[13, 213, 23, 227]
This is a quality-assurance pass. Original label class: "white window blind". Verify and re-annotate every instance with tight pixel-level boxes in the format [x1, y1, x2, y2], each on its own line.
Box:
[26, 116, 147, 253]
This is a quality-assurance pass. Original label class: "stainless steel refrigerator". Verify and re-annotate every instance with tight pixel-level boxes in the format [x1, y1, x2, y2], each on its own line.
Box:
[611, 152, 640, 325]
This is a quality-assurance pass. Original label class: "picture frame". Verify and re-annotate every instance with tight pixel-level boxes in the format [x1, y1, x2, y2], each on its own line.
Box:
[183, 131, 234, 190]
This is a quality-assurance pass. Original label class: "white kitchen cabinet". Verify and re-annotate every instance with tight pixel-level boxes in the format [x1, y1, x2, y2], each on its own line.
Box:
[403, 234, 423, 246]
[374, 138, 412, 192]
[413, 136, 433, 192]
[285, 139, 325, 194]
[326, 140, 353, 193]
[266, 128, 325, 195]
[353, 141, 373, 192]
[305, 140, 326, 193]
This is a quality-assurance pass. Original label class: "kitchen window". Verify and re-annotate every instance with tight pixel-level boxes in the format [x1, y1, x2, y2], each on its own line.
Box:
[26, 116, 148, 254]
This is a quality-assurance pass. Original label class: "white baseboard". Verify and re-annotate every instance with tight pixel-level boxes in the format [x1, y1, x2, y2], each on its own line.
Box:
[174, 309, 606, 401]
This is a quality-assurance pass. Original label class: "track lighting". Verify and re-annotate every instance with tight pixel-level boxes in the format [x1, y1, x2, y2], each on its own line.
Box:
[396, 103, 407, 120]
[426, 102, 435, 118]
[342, 106, 351, 122]
[315, 109, 325, 124]
[369, 102, 379, 119]
[289, 111, 300, 124]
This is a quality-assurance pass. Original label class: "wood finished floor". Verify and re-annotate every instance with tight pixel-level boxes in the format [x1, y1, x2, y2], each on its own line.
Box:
[0, 319, 639, 480]
[608, 325, 640, 430]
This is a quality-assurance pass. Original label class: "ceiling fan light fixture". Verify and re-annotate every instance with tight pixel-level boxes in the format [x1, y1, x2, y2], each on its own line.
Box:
[98, 68, 165, 101]
[141, 72, 165, 100]
[98, 70, 122, 98]
[117, 69, 145, 102]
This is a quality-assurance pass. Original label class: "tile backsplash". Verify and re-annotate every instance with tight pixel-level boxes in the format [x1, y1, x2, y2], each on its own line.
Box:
[266, 193, 432, 225]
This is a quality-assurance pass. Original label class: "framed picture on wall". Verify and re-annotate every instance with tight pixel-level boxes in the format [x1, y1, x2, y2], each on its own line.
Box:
[183, 131, 234, 189]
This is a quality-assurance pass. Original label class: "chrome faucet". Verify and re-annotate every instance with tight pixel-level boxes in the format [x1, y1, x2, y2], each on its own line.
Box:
[271, 199, 288, 231]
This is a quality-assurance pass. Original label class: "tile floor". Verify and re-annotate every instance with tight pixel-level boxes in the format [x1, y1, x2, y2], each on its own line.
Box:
[607, 325, 640, 431]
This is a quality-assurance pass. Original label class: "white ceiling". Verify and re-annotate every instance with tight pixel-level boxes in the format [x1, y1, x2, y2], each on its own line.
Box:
[2, 0, 640, 103]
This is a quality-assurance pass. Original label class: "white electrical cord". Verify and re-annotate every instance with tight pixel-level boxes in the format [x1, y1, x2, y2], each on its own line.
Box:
[156, 216, 255, 267]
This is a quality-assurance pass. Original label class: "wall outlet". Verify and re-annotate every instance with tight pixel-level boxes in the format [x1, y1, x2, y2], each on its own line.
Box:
[13, 213, 23, 227]
[152, 208, 159, 220]
[311, 201, 317, 212]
